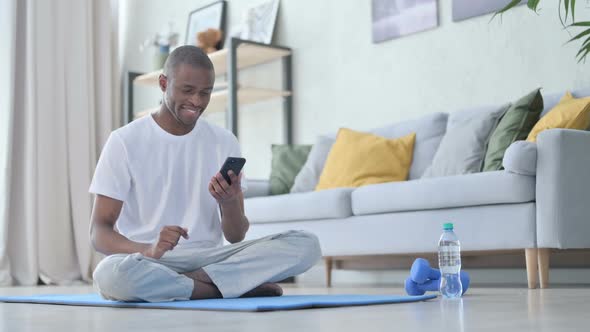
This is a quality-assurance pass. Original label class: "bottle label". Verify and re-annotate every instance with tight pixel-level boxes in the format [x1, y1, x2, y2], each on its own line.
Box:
[439, 245, 461, 274]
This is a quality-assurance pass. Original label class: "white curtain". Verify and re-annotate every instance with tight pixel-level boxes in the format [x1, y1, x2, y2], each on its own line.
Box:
[0, 0, 120, 286]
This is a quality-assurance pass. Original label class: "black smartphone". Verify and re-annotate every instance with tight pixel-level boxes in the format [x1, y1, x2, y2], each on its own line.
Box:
[219, 157, 246, 185]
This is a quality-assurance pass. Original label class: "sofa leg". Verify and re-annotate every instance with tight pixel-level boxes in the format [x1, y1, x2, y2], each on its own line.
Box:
[538, 248, 550, 289]
[325, 257, 333, 288]
[525, 248, 538, 289]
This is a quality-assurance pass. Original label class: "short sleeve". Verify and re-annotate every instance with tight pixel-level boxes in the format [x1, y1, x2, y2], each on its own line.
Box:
[89, 132, 132, 201]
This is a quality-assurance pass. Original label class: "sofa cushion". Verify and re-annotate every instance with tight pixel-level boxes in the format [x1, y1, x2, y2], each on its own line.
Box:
[527, 91, 590, 142]
[269, 144, 312, 195]
[502, 141, 537, 176]
[245, 188, 354, 223]
[245, 203, 536, 255]
[422, 104, 509, 178]
[370, 112, 448, 179]
[482, 88, 543, 171]
[352, 171, 535, 215]
[542, 88, 590, 117]
[316, 129, 415, 191]
[291, 113, 449, 193]
[290, 136, 334, 193]
[243, 179, 270, 198]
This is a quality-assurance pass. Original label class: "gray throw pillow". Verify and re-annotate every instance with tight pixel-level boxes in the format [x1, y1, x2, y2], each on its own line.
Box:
[290, 136, 334, 193]
[422, 103, 510, 178]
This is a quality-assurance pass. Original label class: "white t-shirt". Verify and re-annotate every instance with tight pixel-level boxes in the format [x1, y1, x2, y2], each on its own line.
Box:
[89, 115, 247, 249]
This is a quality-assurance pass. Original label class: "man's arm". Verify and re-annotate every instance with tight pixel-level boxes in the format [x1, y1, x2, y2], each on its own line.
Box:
[210, 171, 249, 243]
[220, 191, 249, 243]
[90, 194, 151, 256]
[90, 195, 190, 258]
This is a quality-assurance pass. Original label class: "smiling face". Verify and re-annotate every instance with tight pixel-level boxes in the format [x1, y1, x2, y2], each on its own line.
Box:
[159, 63, 215, 130]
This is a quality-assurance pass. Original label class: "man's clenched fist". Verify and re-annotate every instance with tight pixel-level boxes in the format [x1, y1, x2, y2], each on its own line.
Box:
[142, 226, 189, 259]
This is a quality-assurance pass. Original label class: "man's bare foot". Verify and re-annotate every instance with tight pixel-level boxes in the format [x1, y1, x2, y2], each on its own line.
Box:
[240, 283, 283, 298]
[182, 269, 282, 299]
[182, 269, 222, 299]
[183, 269, 213, 284]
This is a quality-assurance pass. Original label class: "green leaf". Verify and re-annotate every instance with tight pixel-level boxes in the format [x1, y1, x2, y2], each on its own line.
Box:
[567, 28, 590, 43]
[571, 0, 576, 22]
[570, 21, 590, 27]
[582, 36, 590, 48]
[527, 0, 540, 12]
[576, 45, 589, 58]
[564, 0, 570, 21]
[576, 47, 589, 63]
[492, 0, 523, 20]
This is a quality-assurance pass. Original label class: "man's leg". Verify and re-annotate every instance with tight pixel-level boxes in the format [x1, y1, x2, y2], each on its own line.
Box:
[93, 230, 321, 301]
[199, 230, 322, 298]
[93, 253, 195, 302]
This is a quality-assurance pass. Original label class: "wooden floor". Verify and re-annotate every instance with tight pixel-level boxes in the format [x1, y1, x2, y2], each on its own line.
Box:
[0, 284, 589, 331]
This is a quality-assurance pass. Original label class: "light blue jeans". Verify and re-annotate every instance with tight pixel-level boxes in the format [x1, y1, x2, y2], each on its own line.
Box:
[92, 230, 322, 302]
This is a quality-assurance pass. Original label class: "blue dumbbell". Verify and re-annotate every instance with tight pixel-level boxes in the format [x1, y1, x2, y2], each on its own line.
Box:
[405, 271, 470, 296]
[410, 258, 441, 284]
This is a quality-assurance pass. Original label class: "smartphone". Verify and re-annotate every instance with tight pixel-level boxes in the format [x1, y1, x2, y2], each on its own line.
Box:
[219, 157, 246, 185]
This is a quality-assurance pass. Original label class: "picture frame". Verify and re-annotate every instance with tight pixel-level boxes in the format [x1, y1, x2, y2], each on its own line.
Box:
[185, 1, 227, 49]
[371, 0, 439, 43]
[452, 0, 526, 22]
[224, 0, 280, 46]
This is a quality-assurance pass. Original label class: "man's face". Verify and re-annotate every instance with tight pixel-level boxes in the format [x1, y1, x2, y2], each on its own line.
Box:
[161, 63, 215, 127]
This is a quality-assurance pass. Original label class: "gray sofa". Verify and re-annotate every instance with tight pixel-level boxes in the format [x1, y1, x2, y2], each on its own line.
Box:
[242, 89, 590, 289]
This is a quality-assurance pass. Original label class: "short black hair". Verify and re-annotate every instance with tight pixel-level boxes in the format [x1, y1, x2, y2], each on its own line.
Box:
[163, 45, 214, 78]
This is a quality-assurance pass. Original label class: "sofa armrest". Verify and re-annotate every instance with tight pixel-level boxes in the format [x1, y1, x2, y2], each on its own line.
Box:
[536, 129, 590, 249]
[244, 179, 271, 198]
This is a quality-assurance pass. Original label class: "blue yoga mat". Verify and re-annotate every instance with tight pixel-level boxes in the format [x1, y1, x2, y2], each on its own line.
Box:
[0, 293, 436, 312]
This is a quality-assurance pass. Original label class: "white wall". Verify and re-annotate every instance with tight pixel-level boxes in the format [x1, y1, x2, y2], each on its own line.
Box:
[121, 0, 590, 179]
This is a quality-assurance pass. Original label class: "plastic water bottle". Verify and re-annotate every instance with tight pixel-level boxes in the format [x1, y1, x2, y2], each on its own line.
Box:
[438, 223, 463, 298]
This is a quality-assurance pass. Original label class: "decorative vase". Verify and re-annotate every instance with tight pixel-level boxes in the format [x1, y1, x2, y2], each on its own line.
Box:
[153, 45, 170, 70]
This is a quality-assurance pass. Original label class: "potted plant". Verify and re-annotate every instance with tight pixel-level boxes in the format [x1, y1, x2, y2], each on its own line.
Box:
[495, 0, 590, 62]
[140, 22, 180, 70]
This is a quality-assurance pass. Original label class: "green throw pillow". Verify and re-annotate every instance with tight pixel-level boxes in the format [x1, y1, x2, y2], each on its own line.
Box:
[269, 144, 312, 195]
[482, 88, 544, 172]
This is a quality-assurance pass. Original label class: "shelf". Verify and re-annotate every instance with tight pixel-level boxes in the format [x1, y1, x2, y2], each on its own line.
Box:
[133, 43, 291, 86]
[134, 71, 161, 86]
[129, 38, 292, 143]
[210, 43, 291, 76]
[134, 86, 291, 119]
[133, 71, 230, 91]
[207, 87, 291, 114]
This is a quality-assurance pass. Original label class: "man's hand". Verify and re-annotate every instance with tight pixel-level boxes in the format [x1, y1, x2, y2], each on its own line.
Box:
[209, 171, 242, 205]
[142, 226, 189, 259]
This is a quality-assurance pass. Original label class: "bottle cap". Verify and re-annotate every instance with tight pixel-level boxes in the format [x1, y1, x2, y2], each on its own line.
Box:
[443, 223, 454, 230]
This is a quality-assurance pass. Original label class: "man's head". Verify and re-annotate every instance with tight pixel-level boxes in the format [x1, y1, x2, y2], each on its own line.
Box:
[158, 45, 215, 129]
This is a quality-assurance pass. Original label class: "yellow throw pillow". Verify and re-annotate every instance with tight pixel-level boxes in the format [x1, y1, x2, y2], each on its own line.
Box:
[315, 128, 416, 191]
[526, 91, 590, 142]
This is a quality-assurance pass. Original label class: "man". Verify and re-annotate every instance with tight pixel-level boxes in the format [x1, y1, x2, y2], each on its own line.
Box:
[90, 46, 321, 302]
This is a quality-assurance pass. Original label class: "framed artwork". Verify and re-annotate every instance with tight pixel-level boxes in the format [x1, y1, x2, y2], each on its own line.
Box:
[185, 1, 227, 49]
[225, 0, 280, 45]
[452, 0, 526, 22]
[372, 0, 439, 43]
